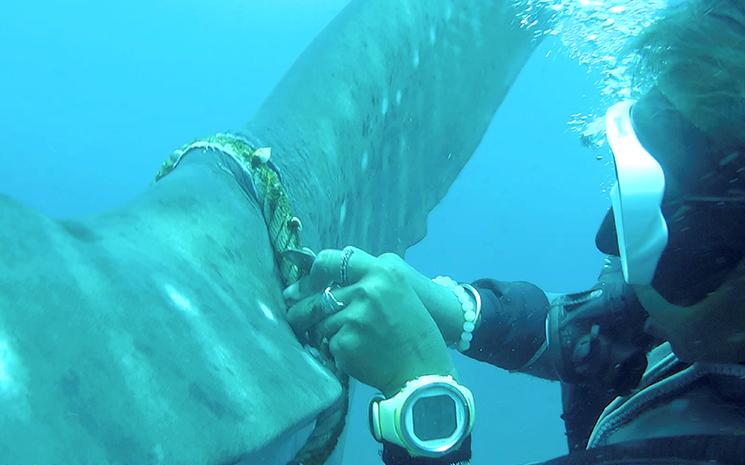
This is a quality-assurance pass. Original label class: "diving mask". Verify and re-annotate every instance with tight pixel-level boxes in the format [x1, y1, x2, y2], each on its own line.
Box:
[597, 92, 745, 307]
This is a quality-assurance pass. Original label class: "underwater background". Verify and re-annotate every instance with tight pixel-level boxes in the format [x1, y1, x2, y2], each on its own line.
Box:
[1, 1, 613, 464]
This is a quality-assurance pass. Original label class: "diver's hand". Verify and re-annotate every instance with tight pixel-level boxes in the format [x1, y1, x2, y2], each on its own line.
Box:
[284, 249, 455, 397]
[283, 247, 465, 346]
[394, 260, 468, 346]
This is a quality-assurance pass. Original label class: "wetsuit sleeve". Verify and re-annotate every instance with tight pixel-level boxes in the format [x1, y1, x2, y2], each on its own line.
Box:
[463, 279, 557, 379]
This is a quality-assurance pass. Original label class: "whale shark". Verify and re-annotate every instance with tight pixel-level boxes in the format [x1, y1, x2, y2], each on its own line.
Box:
[0, 0, 540, 463]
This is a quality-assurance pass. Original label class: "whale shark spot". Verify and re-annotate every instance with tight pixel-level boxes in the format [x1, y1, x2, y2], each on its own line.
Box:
[0, 336, 29, 419]
[151, 445, 165, 464]
[258, 301, 276, 323]
[339, 200, 347, 226]
[0, 340, 11, 389]
[398, 135, 408, 156]
[361, 151, 369, 171]
[0, 338, 24, 400]
[412, 48, 420, 68]
[164, 283, 196, 315]
[381, 95, 389, 116]
[395, 89, 403, 107]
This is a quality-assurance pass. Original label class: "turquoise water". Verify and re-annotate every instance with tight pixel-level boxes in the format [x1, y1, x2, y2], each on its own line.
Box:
[1, 1, 615, 463]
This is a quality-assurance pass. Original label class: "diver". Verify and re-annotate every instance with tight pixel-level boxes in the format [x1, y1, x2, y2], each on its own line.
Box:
[283, 1, 745, 464]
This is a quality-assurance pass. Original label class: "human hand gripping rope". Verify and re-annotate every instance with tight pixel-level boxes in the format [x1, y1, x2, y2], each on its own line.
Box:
[283, 247, 475, 459]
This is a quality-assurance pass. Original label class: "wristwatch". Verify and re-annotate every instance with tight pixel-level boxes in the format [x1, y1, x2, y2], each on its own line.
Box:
[369, 375, 475, 458]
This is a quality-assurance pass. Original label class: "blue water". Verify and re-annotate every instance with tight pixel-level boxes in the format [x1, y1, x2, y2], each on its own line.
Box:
[0, 1, 612, 463]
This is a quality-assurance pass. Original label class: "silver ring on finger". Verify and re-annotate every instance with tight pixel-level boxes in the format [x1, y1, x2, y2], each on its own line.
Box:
[319, 286, 345, 317]
[339, 247, 356, 286]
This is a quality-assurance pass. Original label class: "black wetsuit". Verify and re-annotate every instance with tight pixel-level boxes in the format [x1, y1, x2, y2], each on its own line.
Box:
[381, 259, 745, 465]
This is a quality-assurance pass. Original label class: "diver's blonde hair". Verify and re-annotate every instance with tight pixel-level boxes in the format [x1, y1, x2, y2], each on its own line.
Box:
[633, 0, 745, 151]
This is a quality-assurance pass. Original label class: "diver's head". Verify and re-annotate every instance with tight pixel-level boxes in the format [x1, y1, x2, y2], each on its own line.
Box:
[595, 0, 745, 362]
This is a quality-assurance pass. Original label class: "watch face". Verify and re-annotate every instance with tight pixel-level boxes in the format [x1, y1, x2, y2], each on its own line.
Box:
[412, 394, 457, 440]
[401, 382, 470, 456]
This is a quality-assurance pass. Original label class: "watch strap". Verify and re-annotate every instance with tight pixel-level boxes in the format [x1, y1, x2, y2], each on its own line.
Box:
[382, 435, 472, 465]
[370, 375, 474, 458]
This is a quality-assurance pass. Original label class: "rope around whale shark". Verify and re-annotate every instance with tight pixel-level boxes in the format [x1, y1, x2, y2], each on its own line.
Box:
[156, 132, 349, 465]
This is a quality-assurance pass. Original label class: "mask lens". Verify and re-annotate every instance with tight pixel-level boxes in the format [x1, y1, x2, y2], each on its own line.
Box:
[651, 200, 745, 306]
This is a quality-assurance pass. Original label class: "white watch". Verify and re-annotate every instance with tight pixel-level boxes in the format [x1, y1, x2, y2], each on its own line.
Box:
[368, 375, 475, 457]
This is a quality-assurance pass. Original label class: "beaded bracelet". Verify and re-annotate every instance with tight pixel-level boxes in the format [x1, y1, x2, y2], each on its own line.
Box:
[432, 276, 482, 352]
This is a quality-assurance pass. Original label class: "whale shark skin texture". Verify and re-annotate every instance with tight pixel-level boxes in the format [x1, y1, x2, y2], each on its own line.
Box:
[0, 0, 538, 463]
[249, 0, 541, 257]
[0, 157, 337, 465]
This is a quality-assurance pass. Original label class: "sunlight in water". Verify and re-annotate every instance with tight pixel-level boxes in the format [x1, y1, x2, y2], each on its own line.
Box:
[513, 0, 673, 146]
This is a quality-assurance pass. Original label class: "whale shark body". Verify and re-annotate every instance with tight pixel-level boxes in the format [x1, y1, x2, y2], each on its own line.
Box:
[0, 0, 539, 463]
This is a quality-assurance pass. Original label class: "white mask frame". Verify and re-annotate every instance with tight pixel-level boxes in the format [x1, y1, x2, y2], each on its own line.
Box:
[606, 100, 669, 286]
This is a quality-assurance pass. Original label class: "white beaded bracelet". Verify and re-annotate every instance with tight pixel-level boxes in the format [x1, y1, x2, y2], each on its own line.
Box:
[432, 276, 482, 352]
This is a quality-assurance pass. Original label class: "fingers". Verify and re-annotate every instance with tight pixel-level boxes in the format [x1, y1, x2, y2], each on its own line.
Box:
[311, 246, 374, 289]
[283, 246, 376, 302]
[327, 328, 354, 374]
[286, 293, 323, 336]
[282, 276, 313, 302]
[286, 285, 356, 337]
[307, 309, 349, 348]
